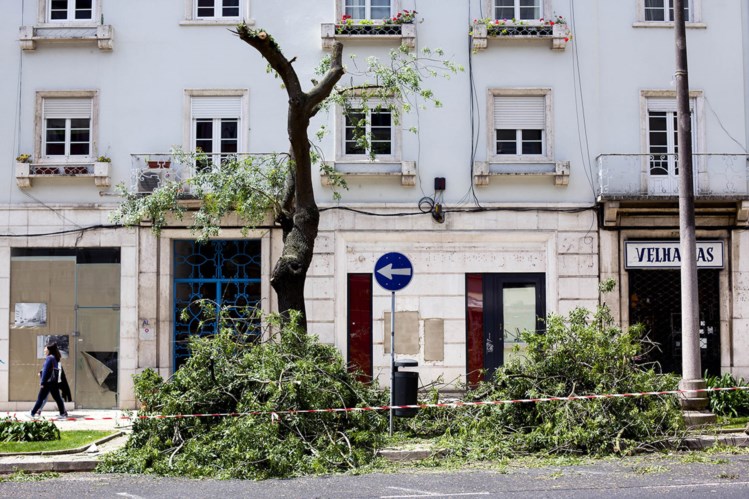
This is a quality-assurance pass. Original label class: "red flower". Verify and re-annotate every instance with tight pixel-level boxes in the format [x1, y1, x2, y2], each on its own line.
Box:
[564, 37, 569, 42]
[550, 21, 555, 25]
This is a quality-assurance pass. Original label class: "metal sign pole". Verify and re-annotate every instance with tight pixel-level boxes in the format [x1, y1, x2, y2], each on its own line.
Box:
[389, 290, 395, 437]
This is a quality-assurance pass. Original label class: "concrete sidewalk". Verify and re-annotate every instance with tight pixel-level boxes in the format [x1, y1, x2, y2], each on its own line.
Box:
[0, 410, 134, 473]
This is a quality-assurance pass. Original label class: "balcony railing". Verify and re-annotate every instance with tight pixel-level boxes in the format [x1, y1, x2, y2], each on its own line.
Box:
[130, 153, 274, 194]
[597, 154, 749, 198]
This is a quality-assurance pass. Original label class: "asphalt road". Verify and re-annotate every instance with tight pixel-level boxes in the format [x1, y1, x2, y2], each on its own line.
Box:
[3, 452, 749, 498]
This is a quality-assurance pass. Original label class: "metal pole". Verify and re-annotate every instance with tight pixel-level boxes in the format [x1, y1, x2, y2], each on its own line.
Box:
[674, 0, 708, 413]
[389, 291, 395, 436]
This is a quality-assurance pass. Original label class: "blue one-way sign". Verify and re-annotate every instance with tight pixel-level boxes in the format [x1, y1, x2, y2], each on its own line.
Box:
[375, 252, 413, 292]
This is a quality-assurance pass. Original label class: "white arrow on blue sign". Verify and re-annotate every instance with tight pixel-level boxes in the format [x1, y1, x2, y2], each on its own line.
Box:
[374, 252, 413, 292]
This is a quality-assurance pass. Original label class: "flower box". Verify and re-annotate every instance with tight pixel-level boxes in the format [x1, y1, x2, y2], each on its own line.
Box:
[148, 160, 171, 169]
[471, 18, 572, 51]
[321, 22, 416, 50]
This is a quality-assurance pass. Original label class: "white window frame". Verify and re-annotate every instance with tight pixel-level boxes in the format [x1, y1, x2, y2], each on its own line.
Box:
[488, 88, 553, 163]
[634, 0, 704, 27]
[336, 0, 400, 21]
[34, 91, 98, 162]
[182, 0, 253, 26]
[337, 100, 401, 162]
[483, 0, 551, 21]
[640, 90, 704, 157]
[184, 89, 249, 166]
[38, 0, 101, 25]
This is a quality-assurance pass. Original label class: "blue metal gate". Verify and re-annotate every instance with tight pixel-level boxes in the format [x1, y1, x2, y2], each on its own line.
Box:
[173, 240, 262, 368]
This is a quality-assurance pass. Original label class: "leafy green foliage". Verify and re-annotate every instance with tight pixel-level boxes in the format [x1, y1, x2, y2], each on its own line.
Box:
[99, 312, 387, 479]
[403, 300, 684, 459]
[110, 152, 288, 239]
[0, 417, 60, 443]
[705, 372, 749, 417]
[317, 45, 462, 160]
[0, 471, 60, 483]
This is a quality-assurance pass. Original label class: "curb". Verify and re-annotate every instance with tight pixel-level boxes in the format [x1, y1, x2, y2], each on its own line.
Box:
[680, 433, 749, 450]
[0, 433, 129, 474]
[0, 459, 100, 473]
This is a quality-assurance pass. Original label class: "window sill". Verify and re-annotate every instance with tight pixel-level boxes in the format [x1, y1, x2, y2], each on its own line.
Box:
[321, 160, 416, 186]
[179, 18, 253, 26]
[471, 23, 571, 52]
[15, 161, 111, 188]
[632, 22, 706, 29]
[321, 23, 416, 50]
[19, 24, 113, 50]
[473, 160, 569, 186]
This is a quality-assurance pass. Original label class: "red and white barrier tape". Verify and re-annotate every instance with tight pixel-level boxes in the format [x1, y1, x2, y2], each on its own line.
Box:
[11, 386, 749, 422]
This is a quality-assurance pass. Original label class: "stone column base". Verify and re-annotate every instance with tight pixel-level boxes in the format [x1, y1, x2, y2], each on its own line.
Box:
[679, 378, 710, 410]
[683, 410, 717, 427]
[679, 379, 716, 427]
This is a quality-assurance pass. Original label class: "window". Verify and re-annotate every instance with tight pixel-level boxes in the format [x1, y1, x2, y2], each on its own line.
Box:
[182, 0, 252, 24]
[40, 96, 94, 159]
[644, 0, 689, 22]
[48, 0, 95, 22]
[494, 0, 541, 20]
[640, 92, 701, 195]
[195, 0, 240, 19]
[344, 0, 392, 20]
[21, 1, 111, 51]
[492, 93, 548, 158]
[344, 106, 393, 156]
[646, 98, 695, 176]
[483, 0, 550, 21]
[191, 96, 241, 167]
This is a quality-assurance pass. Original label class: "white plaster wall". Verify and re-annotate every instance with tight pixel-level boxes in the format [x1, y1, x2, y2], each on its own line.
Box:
[5, 1, 744, 208]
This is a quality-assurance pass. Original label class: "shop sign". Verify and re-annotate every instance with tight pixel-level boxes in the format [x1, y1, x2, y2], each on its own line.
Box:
[625, 241, 724, 269]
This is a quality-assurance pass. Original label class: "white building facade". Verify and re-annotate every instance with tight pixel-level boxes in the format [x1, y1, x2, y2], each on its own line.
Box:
[1, 0, 748, 410]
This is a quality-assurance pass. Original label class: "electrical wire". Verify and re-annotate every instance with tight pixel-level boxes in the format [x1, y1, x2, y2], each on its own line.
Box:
[11, 0, 26, 203]
[457, 0, 483, 208]
[704, 95, 748, 153]
[569, 0, 597, 199]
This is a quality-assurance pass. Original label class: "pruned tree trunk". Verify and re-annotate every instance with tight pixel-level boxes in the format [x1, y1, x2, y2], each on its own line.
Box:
[236, 27, 344, 331]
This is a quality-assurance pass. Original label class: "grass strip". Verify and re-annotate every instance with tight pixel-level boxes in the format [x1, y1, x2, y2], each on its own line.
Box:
[0, 430, 115, 454]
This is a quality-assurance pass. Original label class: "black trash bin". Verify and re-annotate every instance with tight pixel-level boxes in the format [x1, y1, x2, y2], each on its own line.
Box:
[393, 359, 419, 417]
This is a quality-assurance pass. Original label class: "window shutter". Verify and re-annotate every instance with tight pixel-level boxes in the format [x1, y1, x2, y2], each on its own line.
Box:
[494, 96, 545, 129]
[191, 97, 242, 119]
[647, 98, 694, 113]
[43, 98, 92, 119]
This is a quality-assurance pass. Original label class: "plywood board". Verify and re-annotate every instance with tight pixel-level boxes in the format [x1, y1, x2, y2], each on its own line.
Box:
[424, 319, 445, 361]
[383, 311, 419, 354]
[9, 259, 75, 401]
[77, 264, 120, 308]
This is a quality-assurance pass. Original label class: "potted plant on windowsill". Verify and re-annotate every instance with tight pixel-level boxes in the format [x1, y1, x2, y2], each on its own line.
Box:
[93, 155, 112, 187]
[15, 154, 32, 187]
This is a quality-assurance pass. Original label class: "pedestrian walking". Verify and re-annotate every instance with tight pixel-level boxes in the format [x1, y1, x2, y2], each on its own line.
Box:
[29, 342, 68, 418]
